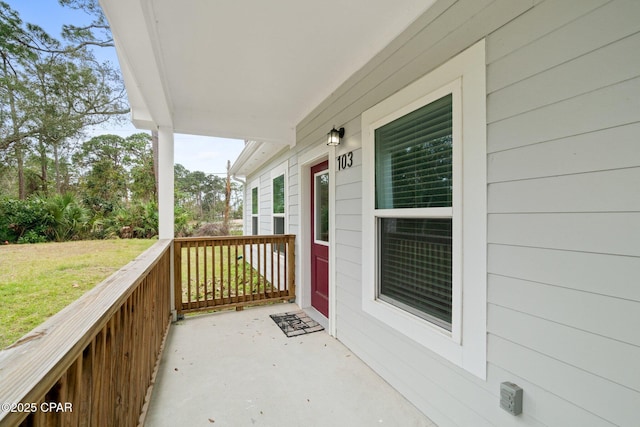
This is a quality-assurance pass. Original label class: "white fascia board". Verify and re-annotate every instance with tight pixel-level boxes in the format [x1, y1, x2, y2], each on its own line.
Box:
[100, 0, 173, 129]
[230, 141, 289, 178]
[229, 141, 261, 176]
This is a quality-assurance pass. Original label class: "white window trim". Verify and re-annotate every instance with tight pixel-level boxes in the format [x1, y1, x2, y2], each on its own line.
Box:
[361, 40, 487, 379]
[250, 179, 259, 235]
[271, 161, 288, 235]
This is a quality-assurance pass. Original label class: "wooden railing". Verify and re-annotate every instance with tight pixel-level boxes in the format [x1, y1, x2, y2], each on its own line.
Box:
[0, 240, 172, 427]
[174, 235, 295, 316]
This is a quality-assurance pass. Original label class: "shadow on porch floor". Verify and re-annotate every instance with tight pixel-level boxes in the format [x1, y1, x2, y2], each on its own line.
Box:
[145, 303, 437, 427]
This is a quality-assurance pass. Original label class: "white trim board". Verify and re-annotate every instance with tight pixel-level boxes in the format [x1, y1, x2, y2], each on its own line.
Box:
[360, 39, 487, 379]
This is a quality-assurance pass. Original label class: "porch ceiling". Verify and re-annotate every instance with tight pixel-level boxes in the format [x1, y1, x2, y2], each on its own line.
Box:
[100, 0, 436, 145]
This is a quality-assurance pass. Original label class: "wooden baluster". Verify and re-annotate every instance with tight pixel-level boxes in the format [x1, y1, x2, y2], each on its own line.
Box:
[265, 237, 275, 298]
[211, 241, 218, 305]
[226, 243, 231, 304]
[276, 236, 281, 296]
[186, 241, 192, 311]
[203, 241, 209, 307]
[234, 242, 239, 303]
[217, 240, 222, 304]
[249, 241, 255, 301]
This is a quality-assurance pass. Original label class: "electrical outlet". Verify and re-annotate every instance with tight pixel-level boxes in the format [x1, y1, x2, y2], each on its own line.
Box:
[500, 382, 523, 415]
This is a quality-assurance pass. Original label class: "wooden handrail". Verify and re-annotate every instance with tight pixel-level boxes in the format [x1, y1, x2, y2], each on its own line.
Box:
[174, 234, 295, 244]
[0, 239, 172, 427]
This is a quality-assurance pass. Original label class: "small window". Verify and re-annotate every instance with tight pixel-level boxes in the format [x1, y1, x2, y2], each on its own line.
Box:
[271, 162, 287, 253]
[251, 186, 259, 235]
[273, 174, 285, 215]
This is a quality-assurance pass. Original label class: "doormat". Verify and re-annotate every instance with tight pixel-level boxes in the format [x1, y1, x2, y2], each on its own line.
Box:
[269, 310, 324, 337]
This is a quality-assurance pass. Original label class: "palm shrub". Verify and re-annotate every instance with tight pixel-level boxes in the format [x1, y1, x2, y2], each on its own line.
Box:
[44, 193, 90, 241]
[133, 200, 159, 238]
[105, 200, 159, 238]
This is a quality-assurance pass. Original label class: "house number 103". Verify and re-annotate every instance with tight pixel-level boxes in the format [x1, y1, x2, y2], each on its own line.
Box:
[337, 152, 353, 171]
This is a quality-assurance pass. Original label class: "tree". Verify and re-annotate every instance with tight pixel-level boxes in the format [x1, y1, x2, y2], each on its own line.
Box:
[58, 0, 114, 50]
[174, 163, 242, 226]
[73, 133, 154, 214]
[128, 133, 156, 203]
[0, 1, 128, 199]
[0, 2, 58, 198]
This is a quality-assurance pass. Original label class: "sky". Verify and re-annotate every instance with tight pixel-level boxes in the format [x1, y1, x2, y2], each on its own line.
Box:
[5, 0, 245, 177]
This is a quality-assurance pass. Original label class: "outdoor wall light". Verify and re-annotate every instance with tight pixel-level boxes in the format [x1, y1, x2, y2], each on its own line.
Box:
[327, 127, 345, 146]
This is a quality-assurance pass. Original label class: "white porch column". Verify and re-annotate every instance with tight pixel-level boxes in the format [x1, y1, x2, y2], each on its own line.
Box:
[157, 126, 176, 320]
[157, 126, 175, 239]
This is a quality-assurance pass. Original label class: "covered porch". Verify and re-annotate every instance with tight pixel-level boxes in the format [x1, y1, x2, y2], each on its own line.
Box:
[146, 303, 434, 427]
[0, 239, 435, 426]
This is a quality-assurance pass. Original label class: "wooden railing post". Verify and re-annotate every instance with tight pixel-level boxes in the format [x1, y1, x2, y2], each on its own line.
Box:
[173, 240, 182, 318]
[287, 235, 296, 301]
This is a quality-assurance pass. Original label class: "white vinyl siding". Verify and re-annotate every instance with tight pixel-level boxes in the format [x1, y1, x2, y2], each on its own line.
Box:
[484, 0, 640, 425]
[244, 0, 640, 425]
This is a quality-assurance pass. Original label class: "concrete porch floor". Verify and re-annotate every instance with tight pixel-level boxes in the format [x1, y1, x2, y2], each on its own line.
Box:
[145, 303, 437, 427]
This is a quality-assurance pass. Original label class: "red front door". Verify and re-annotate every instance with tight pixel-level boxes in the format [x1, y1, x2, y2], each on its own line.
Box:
[311, 161, 329, 317]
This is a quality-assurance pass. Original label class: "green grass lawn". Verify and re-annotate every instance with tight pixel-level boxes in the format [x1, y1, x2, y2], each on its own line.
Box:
[0, 239, 156, 349]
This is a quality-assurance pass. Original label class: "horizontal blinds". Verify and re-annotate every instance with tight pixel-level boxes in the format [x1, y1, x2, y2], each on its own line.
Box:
[374, 93, 454, 329]
[375, 94, 452, 209]
[379, 218, 452, 330]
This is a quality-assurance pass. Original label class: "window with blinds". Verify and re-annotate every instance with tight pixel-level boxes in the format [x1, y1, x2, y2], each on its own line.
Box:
[375, 93, 453, 330]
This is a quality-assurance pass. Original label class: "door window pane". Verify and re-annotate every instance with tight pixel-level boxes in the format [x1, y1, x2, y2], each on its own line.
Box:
[315, 172, 329, 242]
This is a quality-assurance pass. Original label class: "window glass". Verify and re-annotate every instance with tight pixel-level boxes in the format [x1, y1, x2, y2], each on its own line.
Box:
[315, 172, 329, 242]
[375, 94, 452, 210]
[273, 216, 285, 253]
[378, 218, 452, 330]
[375, 93, 453, 329]
[252, 187, 258, 215]
[273, 217, 285, 235]
[273, 175, 285, 214]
